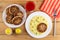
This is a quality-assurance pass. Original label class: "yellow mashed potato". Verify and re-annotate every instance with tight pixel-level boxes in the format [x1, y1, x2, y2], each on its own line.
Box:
[29, 16, 48, 36]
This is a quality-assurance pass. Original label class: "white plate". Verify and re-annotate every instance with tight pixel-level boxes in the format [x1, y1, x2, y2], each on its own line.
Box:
[2, 4, 26, 28]
[25, 11, 52, 38]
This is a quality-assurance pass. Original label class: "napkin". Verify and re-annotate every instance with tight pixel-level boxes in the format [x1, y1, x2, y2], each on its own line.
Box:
[40, 0, 60, 19]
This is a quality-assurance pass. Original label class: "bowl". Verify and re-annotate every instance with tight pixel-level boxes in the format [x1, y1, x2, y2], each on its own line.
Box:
[2, 4, 26, 28]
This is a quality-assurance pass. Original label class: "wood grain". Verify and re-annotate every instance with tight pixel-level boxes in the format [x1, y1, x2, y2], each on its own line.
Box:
[0, 0, 60, 40]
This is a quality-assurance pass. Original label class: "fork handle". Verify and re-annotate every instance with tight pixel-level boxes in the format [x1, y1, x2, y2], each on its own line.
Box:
[54, 18, 56, 36]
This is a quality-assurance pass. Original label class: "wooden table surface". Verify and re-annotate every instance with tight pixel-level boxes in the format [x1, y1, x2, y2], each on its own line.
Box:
[0, 0, 60, 40]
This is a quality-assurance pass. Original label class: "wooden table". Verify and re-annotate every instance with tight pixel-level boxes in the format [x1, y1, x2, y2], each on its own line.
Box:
[0, 0, 60, 40]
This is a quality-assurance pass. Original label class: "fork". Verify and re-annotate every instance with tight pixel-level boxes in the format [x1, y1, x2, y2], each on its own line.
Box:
[53, 10, 57, 37]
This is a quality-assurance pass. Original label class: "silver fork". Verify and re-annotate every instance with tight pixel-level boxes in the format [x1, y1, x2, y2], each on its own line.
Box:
[53, 10, 57, 37]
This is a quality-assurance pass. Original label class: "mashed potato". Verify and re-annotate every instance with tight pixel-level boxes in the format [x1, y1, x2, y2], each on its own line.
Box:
[29, 16, 48, 36]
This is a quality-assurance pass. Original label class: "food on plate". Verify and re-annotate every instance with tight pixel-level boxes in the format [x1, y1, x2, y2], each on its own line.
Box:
[37, 23, 47, 32]
[6, 6, 23, 25]
[30, 16, 48, 35]
[17, 12, 23, 18]
[12, 16, 22, 25]
[6, 6, 19, 16]
[10, 6, 19, 14]
[6, 7, 12, 15]
[6, 15, 13, 24]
